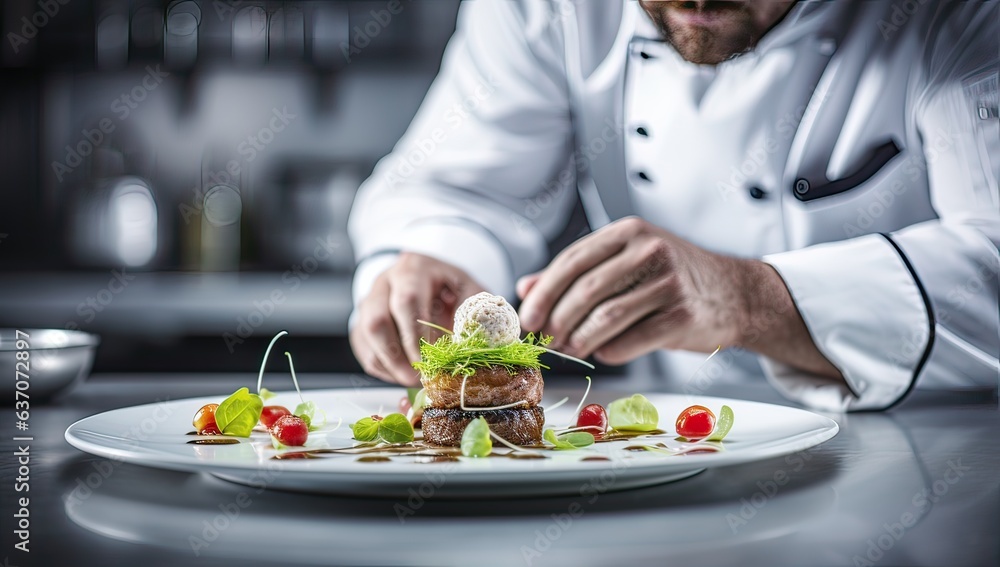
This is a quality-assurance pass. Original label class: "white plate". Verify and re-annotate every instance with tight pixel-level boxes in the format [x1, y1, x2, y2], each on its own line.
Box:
[65, 388, 838, 498]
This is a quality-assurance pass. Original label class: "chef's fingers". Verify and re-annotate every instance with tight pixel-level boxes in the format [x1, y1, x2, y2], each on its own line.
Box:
[351, 279, 393, 382]
[592, 309, 687, 366]
[544, 244, 666, 346]
[354, 278, 418, 385]
[388, 273, 434, 364]
[519, 224, 629, 330]
[369, 316, 420, 386]
[516, 272, 541, 300]
[350, 327, 387, 381]
[561, 273, 672, 359]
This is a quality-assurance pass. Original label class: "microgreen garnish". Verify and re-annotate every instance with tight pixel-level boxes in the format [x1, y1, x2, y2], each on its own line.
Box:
[349, 413, 414, 444]
[460, 416, 492, 457]
[256, 330, 288, 395]
[412, 319, 594, 379]
[567, 376, 592, 427]
[543, 429, 595, 450]
[215, 387, 264, 437]
[413, 332, 554, 378]
[608, 394, 659, 432]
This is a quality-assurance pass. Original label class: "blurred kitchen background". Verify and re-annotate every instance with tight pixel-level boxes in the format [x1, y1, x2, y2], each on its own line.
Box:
[0, 0, 469, 373]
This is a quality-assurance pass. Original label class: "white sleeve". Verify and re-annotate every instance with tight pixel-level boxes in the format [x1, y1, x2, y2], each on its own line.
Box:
[347, 0, 577, 307]
[760, 3, 999, 411]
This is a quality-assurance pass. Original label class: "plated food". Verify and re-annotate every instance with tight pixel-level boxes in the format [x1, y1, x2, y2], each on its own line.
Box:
[180, 293, 736, 465]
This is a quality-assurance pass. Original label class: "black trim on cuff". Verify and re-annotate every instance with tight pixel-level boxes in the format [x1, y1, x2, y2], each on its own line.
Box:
[874, 233, 936, 411]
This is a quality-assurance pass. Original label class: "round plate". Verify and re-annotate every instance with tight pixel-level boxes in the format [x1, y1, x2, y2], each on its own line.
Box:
[65, 388, 838, 498]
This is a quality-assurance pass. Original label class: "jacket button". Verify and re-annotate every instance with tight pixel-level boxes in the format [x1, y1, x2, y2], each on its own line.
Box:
[636, 126, 648, 137]
[794, 178, 810, 195]
[640, 51, 652, 60]
[748, 186, 765, 200]
[636, 171, 651, 182]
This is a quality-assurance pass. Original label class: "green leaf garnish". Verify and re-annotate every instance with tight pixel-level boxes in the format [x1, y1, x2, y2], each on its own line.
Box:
[294, 400, 326, 431]
[215, 387, 264, 437]
[460, 416, 492, 457]
[412, 332, 554, 379]
[259, 387, 276, 401]
[406, 387, 421, 405]
[377, 413, 414, 444]
[608, 394, 659, 432]
[411, 388, 427, 412]
[707, 405, 734, 442]
[350, 413, 414, 444]
[350, 417, 380, 442]
[543, 428, 595, 450]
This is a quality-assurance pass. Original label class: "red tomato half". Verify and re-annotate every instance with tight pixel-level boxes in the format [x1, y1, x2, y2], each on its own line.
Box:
[271, 415, 309, 446]
[675, 405, 716, 439]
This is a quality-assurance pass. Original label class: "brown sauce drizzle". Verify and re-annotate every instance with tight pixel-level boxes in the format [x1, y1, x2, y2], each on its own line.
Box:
[581, 456, 611, 462]
[356, 456, 391, 463]
[187, 438, 240, 445]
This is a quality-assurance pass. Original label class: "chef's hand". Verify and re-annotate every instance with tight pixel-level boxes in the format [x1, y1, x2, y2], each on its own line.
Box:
[517, 217, 842, 378]
[350, 252, 485, 386]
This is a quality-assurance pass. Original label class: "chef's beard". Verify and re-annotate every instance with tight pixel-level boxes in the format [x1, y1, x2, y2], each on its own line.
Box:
[640, 1, 792, 65]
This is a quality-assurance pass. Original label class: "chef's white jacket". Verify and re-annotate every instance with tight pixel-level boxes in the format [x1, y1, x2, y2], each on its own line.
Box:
[348, 0, 999, 411]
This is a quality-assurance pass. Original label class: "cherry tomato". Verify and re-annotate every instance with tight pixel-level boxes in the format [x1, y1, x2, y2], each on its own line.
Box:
[260, 405, 292, 430]
[675, 405, 716, 439]
[193, 403, 221, 435]
[271, 415, 309, 446]
[575, 404, 609, 438]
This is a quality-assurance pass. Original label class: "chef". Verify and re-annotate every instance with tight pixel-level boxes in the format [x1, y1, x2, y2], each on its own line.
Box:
[347, 0, 999, 411]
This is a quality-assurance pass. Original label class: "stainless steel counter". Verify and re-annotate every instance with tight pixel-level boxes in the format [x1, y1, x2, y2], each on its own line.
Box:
[1, 374, 997, 567]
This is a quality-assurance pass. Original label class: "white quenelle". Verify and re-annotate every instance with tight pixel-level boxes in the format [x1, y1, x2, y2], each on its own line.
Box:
[453, 292, 520, 347]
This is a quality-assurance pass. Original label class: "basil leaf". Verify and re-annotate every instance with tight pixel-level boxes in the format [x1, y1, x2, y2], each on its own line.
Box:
[215, 387, 264, 438]
[378, 413, 414, 444]
[350, 417, 380, 442]
[707, 405, 734, 442]
[608, 394, 659, 432]
[294, 400, 326, 431]
[460, 416, 492, 457]
[259, 388, 276, 401]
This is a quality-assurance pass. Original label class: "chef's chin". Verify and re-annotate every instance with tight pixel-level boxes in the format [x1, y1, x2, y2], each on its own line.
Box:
[640, 1, 787, 65]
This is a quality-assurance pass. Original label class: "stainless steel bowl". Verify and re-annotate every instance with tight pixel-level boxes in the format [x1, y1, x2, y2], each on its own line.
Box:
[1, 329, 100, 401]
